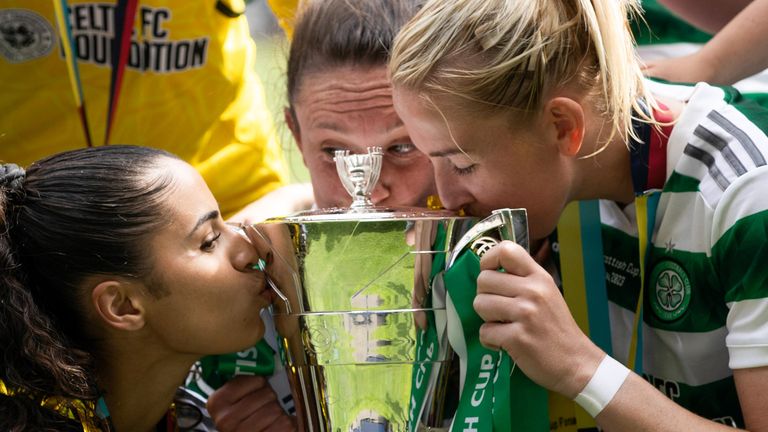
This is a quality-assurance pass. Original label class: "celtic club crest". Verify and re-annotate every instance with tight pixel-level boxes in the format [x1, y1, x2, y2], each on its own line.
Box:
[649, 260, 691, 321]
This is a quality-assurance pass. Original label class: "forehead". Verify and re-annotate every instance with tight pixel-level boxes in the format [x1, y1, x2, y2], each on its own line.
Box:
[392, 90, 462, 148]
[393, 88, 522, 158]
[156, 158, 217, 220]
[294, 66, 401, 128]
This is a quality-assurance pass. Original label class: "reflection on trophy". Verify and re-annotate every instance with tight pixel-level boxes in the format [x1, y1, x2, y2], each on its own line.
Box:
[255, 147, 528, 431]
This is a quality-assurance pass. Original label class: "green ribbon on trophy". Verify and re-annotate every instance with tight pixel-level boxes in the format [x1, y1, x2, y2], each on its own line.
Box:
[408, 295, 442, 431]
[444, 248, 549, 431]
[405, 208, 550, 431]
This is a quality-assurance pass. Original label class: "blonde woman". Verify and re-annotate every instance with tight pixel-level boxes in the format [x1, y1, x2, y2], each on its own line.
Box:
[390, 0, 768, 430]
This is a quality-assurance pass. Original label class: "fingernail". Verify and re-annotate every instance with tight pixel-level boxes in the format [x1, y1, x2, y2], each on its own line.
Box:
[250, 258, 267, 271]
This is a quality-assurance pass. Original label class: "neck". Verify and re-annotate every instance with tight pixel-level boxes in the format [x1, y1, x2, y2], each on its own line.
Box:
[96, 337, 196, 432]
[571, 124, 636, 205]
[572, 95, 683, 204]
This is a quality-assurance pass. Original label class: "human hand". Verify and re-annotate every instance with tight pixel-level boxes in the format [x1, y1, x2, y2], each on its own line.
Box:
[530, 238, 550, 266]
[641, 52, 719, 84]
[473, 241, 604, 398]
[207, 376, 296, 431]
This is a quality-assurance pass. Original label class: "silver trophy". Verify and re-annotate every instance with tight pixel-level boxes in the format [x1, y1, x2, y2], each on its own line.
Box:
[253, 148, 528, 431]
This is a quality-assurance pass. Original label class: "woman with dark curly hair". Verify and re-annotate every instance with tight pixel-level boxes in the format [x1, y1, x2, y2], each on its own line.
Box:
[0, 145, 272, 431]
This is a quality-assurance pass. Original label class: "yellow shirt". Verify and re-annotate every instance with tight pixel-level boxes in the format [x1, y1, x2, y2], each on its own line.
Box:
[267, 0, 298, 39]
[0, 0, 288, 217]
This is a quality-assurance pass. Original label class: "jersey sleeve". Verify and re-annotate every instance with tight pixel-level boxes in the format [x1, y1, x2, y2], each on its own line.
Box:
[711, 165, 768, 369]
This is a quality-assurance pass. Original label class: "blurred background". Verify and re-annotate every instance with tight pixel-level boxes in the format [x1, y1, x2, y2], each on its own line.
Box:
[246, 0, 310, 183]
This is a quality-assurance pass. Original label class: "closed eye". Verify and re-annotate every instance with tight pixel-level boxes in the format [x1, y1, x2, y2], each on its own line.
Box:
[201, 232, 221, 252]
[450, 163, 477, 176]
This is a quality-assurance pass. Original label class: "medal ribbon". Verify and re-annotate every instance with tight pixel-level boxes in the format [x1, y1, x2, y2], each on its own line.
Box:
[552, 199, 609, 431]
[627, 105, 673, 372]
[552, 105, 673, 429]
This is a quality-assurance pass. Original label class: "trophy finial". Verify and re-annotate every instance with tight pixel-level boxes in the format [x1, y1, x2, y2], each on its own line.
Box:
[334, 147, 384, 209]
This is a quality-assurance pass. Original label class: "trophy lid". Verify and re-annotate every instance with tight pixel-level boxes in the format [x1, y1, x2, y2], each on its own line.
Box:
[266, 147, 472, 224]
[269, 205, 466, 223]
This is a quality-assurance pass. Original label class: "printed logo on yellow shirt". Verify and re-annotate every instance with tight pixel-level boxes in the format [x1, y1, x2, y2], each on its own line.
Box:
[66, 3, 210, 73]
[0, 9, 55, 63]
[0, 4, 211, 73]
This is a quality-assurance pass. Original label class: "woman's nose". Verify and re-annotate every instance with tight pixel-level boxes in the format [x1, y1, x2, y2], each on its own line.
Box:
[370, 181, 391, 205]
[369, 163, 393, 205]
[229, 225, 263, 272]
[436, 177, 471, 211]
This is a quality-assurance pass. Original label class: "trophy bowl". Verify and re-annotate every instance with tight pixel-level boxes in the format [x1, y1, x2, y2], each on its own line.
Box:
[252, 148, 528, 431]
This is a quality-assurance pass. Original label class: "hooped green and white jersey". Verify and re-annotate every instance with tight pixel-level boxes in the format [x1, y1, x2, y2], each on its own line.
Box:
[599, 81, 768, 428]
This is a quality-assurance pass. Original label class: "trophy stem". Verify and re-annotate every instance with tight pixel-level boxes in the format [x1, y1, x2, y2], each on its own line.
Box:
[334, 147, 383, 209]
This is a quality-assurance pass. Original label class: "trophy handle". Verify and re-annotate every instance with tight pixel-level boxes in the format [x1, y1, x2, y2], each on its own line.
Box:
[334, 150, 356, 198]
[242, 224, 297, 315]
[445, 208, 528, 270]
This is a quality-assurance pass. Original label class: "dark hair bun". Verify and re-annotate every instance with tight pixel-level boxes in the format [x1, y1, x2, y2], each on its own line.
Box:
[0, 163, 25, 192]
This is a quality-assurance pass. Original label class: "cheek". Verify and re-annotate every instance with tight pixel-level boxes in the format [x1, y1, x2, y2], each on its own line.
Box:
[503, 186, 565, 240]
[432, 163, 458, 189]
[308, 164, 347, 206]
[391, 162, 435, 189]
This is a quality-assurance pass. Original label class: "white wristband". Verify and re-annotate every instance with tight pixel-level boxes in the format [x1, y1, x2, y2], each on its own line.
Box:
[573, 355, 630, 418]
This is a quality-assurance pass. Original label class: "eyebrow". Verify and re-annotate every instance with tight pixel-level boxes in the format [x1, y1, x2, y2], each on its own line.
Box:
[428, 148, 465, 158]
[315, 121, 345, 132]
[385, 119, 405, 134]
[188, 210, 219, 238]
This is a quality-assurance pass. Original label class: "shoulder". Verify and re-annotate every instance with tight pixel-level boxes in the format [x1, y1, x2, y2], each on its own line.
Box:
[659, 82, 768, 210]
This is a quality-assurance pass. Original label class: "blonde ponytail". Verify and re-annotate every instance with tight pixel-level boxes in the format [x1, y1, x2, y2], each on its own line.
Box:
[390, 0, 657, 148]
[580, 0, 656, 146]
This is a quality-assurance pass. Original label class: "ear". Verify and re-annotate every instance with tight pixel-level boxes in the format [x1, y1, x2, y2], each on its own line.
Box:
[91, 280, 147, 331]
[285, 107, 302, 151]
[543, 97, 585, 157]
[285, 106, 310, 168]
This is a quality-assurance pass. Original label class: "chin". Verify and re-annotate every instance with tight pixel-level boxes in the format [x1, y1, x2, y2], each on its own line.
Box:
[225, 329, 266, 355]
[249, 325, 267, 347]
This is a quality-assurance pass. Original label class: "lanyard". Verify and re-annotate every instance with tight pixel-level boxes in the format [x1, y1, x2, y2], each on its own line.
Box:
[552, 107, 673, 430]
[626, 105, 673, 372]
[51, 0, 138, 146]
[559, 107, 672, 369]
[628, 192, 659, 372]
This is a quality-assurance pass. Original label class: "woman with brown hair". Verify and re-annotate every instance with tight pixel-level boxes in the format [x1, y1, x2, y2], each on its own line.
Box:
[0, 145, 271, 431]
